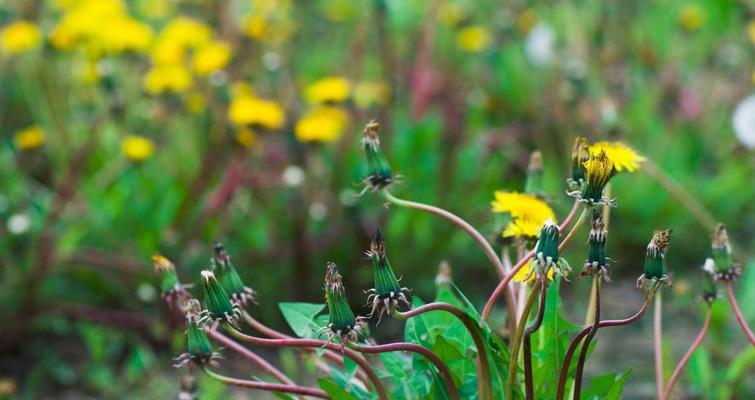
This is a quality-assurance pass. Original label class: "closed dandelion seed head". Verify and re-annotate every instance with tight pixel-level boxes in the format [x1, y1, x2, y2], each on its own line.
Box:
[580, 210, 611, 281]
[701, 259, 718, 304]
[709, 224, 741, 281]
[364, 229, 411, 322]
[152, 253, 187, 305]
[323, 262, 365, 346]
[361, 120, 394, 192]
[530, 219, 571, 281]
[197, 270, 241, 330]
[637, 229, 672, 291]
[568, 137, 590, 189]
[211, 242, 257, 306]
[174, 299, 222, 369]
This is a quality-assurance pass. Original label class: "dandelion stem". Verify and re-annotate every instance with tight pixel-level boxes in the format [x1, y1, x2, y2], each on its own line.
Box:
[394, 302, 492, 400]
[661, 308, 712, 400]
[654, 292, 664, 400]
[348, 342, 459, 400]
[557, 206, 590, 253]
[506, 282, 541, 400]
[202, 367, 330, 398]
[205, 329, 296, 386]
[724, 282, 755, 345]
[573, 277, 601, 399]
[523, 279, 548, 400]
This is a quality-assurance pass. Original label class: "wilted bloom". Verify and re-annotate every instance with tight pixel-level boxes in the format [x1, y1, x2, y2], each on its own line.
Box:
[569, 150, 614, 205]
[491, 191, 555, 239]
[228, 91, 285, 130]
[152, 253, 187, 305]
[361, 120, 394, 192]
[457, 26, 491, 52]
[144, 64, 193, 95]
[0, 21, 41, 54]
[122, 135, 155, 162]
[709, 224, 741, 281]
[305, 76, 350, 105]
[322, 262, 365, 347]
[364, 229, 411, 322]
[197, 270, 241, 330]
[701, 259, 717, 304]
[524, 151, 544, 197]
[637, 229, 672, 291]
[192, 41, 232, 76]
[528, 219, 570, 281]
[211, 242, 257, 306]
[13, 126, 45, 150]
[579, 211, 611, 281]
[174, 299, 222, 368]
[568, 137, 590, 188]
[294, 107, 349, 142]
[589, 142, 645, 173]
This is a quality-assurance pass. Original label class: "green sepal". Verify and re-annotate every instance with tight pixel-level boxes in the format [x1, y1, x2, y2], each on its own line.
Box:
[187, 320, 213, 359]
[201, 272, 235, 318]
[535, 222, 560, 261]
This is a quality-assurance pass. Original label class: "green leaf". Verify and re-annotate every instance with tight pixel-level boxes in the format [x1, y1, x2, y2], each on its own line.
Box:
[317, 378, 359, 400]
[278, 302, 325, 338]
[581, 369, 631, 400]
[687, 348, 712, 398]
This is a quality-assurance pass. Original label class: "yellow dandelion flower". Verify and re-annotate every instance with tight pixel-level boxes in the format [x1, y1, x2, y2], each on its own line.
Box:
[678, 5, 705, 31]
[353, 81, 391, 109]
[305, 76, 350, 104]
[589, 141, 645, 173]
[192, 41, 232, 76]
[513, 260, 554, 283]
[13, 126, 45, 150]
[234, 129, 257, 148]
[0, 21, 41, 54]
[439, 3, 466, 28]
[100, 17, 152, 53]
[491, 191, 555, 239]
[294, 107, 349, 142]
[144, 64, 193, 95]
[227, 93, 285, 129]
[185, 92, 207, 114]
[121, 135, 155, 162]
[457, 26, 491, 52]
[161, 17, 211, 49]
[150, 38, 185, 65]
[749, 21, 755, 44]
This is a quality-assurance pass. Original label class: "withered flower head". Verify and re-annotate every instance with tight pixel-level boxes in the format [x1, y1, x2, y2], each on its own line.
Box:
[709, 224, 741, 281]
[197, 270, 241, 330]
[568, 137, 590, 188]
[579, 210, 611, 281]
[323, 262, 366, 347]
[637, 229, 672, 291]
[211, 241, 257, 306]
[364, 229, 410, 322]
[152, 253, 188, 306]
[361, 120, 394, 192]
[173, 299, 222, 369]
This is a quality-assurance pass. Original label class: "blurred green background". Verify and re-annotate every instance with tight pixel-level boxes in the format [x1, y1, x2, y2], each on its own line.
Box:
[0, 0, 753, 398]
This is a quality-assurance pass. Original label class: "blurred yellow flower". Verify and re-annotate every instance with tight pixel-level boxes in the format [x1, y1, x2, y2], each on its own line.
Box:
[121, 135, 155, 162]
[234, 129, 257, 148]
[0, 21, 41, 54]
[491, 191, 555, 238]
[161, 17, 211, 49]
[457, 26, 491, 52]
[589, 141, 645, 173]
[678, 5, 705, 31]
[305, 76, 350, 104]
[513, 260, 554, 283]
[438, 3, 466, 27]
[748, 21, 755, 44]
[243, 0, 296, 44]
[228, 93, 285, 129]
[354, 81, 391, 109]
[185, 92, 207, 114]
[150, 38, 185, 65]
[192, 41, 232, 76]
[294, 107, 349, 142]
[13, 126, 45, 150]
[144, 64, 193, 95]
[101, 17, 152, 52]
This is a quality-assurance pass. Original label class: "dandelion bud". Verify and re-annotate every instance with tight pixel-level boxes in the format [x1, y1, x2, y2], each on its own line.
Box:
[152, 253, 187, 305]
[532, 219, 570, 280]
[569, 137, 590, 187]
[710, 224, 741, 281]
[211, 242, 257, 306]
[197, 270, 241, 330]
[580, 210, 610, 281]
[701, 259, 717, 304]
[361, 120, 393, 192]
[174, 299, 221, 369]
[524, 151, 544, 197]
[637, 229, 672, 290]
[324, 262, 365, 345]
[575, 150, 614, 205]
[365, 229, 411, 322]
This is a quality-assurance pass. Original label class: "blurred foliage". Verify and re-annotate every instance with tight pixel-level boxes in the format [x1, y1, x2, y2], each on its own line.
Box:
[0, 0, 753, 398]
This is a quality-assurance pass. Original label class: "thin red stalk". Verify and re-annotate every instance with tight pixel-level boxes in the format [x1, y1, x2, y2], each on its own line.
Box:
[206, 329, 295, 386]
[725, 282, 755, 345]
[396, 302, 492, 400]
[482, 200, 581, 320]
[661, 309, 712, 400]
[225, 326, 389, 400]
[573, 278, 601, 399]
[203, 367, 329, 398]
[556, 295, 654, 400]
[654, 293, 664, 400]
[350, 342, 459, 400]
[523, 280, 548, 400]
[506, 283, 541, 400]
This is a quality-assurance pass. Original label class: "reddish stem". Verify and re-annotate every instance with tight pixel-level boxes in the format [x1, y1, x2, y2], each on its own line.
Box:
[573, 278, 601, 399]
[661, 309, 712, 400]
[206, 329, 295, 386]
[523, 279, 548, 400]
[725, 282, 755, 345]
[350, 342, 459, 400]
[654, 293, 664, 400]
[203, 367, 329, 398]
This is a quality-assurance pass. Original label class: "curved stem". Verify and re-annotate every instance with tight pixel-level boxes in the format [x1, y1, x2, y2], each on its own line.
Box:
[506, 282, 541, 400]
[557, 206, 589, 253]
[556, 292, 656, 400]
[482, 201, 584, 321]
[205, 329, 295, 386]
[725, 282, 755, 345]
[573, 277, 601, 399]
[349, 342, 459, 400]
[523, 279, 548, 400]
[654, 292, 664, 400]
[225, 326, 389, 400]
[661, 308, 712, 400]
[394, 302, 492, 400]
[203, 367, 329, 398]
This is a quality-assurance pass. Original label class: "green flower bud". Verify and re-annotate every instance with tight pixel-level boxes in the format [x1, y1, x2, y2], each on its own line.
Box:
[212, 242, 257, 306]
[361, 120, 393, 192]
[324, 262, 364, 345]
[152, 253, 187, 305]
[701, 259, 717, 304]
[174, 299, 221, 368]
[710, 224, 741, 281]
[524, 151, 544, 197]
[532, 219, 571, 280]
[580, 210, 611, 281]
[198, 270, 241, 330]
[568, 137, 590, 189]
[637, 229, 672, 290]
[365, 229, 410, 321]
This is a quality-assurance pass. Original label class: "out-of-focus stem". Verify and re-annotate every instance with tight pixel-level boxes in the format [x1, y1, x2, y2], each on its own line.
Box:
[506, 283, 541, 400]
[557, 206, 589, 253]
[661, 308, 712, 400]
[573, 277, 601, 399]
[523, 279, 548, 400]
[202, 367, 329, 398]
[349, 342, 459, 400]
[394, 302, 492, 400]
[206, 329, 295, 386]
[724, 283, 755, 346]
[654, 292, 664, 400]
